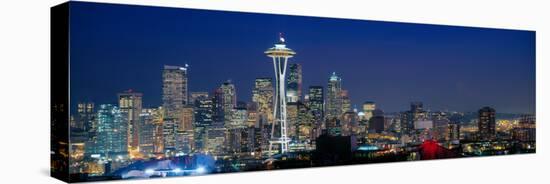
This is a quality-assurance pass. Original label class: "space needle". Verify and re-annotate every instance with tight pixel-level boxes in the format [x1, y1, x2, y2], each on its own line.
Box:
[265, 33, 296, 155]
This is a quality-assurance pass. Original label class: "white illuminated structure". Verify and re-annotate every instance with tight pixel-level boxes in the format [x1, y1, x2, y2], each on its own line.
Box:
[265, 34, 296, 155]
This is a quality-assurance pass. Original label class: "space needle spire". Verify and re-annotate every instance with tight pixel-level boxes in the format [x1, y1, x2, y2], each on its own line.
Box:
[264, 33, 296, 156]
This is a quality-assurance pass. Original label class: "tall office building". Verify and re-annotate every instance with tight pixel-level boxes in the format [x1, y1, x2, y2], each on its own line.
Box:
[512, 114, 536, 142]
[252, 78, 274, 123]
[176, 106, 194, 154]
[369, 109, 385, 134]
[308, 86, 324, 121]
[162, 118, 177, 154]
[401, 102, 428, 136]
[229, 104, 248, 129]
[212, 88, 225, 123]
[179, 106, 194, 132]
[138, 108, 156, 155]
[341, 90, 351, 113]
[478, 106, 496, 141]
[220, 80, 237, 124]
[189, 91, 209, 106]
[341, 111, 359, 136]
[118, 90, 142, 150]
[286, 102, 300, 139]
[95, 104, 128, 158]
[162, 65, 188, 155]
[411, 102, 424, 112]
[162, 65, 189, 116]
[326, 72, 343, 119]
[362, 101, 376, 121]
[75, 102, 96, 161]
[76, 102, 95, 131]
[205, 121, 227, 155]
[227, 103, 248, 153]
[193, 95, 213, 152]
[151, 107, 165, 154]
[287, 63, 302, 103]
[295, 102, 314, 144]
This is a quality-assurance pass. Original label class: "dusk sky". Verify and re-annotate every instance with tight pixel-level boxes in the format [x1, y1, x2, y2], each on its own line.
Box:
[69, 2, 535, 114]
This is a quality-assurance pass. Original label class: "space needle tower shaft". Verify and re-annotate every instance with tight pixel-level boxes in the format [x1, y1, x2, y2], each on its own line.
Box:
[264, 33, 296, 155]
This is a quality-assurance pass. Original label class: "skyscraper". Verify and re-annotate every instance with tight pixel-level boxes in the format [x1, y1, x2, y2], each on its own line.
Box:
[478, 106, 496, 141]
[368, 109, 385, 134]
[229, 103, 248, 129]
[252, 78, 274, 123]
[138, 108, 157, 155]
[326, 72, 343, 119]
[176, 106, 194, 154]
[341, 111, 359, 136]
[162, 65, 189, 116]
[512, 114, 536, 142]
[401, 102, 428, 137]
[118, 89, 142, 150]
[193, 94, 213, 152]
[308, 86, 324, 121]
[220, 80, 237, 125]
[95, 104, 127, 158]
[162, 65, 189, 155]
[189, 91, 209, 106]
[341, 90, 351, 113]
[362, 101, 376, 121]
[287, 63, 302, 103]
[212, 87, 225, 123]
[76, 102, 95, 131]
[151, 107, 165, 154]
[205, 121, 227, 155]
[227, 105, 248, 153]
[411, 102, 424, 112]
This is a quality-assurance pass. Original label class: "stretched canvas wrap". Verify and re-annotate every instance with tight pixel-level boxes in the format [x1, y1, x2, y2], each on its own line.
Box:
[51, 1, 536, 183]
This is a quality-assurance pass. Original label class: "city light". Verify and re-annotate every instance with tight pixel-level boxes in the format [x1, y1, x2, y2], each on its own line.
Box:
[145, 169, 155, 175]
[60, 5, 536, 181]
[195, 166, 207, 174]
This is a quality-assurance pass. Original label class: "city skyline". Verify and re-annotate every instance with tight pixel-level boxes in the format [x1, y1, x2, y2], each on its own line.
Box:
[69, 2, 535, 114]
[52, 2, 536, 182]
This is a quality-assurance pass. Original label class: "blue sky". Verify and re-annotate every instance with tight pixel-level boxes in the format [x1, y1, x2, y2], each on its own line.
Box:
[69, 1, 535, 113]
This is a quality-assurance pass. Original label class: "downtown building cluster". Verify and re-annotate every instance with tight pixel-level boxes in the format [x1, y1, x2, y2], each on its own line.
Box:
[66, 40, 536, 177]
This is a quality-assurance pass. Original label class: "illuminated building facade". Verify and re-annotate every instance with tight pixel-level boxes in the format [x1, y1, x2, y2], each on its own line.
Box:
[95, 104, 128, 158]
[193, 95, 213, 152]
[341, 90, 351, 113]
[206, 121, 227, 155]
[163, 65, 189, 111]
[326, 72, 343, 119]
[478, 106, 496, 141]
[220, 80, 237, 125]
[362, 101, 375, 121]
[118, 90, 142, 150]
[176, 106, 194, 154]
[139, 108, 156, 155]
[189, 91, 209, 106]
[308, 86, 324, 120]
[512, 114, 536, 142]
[368, 109, 385, 134]
[252, 78, 274, 123]
[287, 63, 302, 103]
[76, 102, 95, 130]
[341, 111, 357, 136]
[401, 102, 429, 138]
[162, 65, 189, 155]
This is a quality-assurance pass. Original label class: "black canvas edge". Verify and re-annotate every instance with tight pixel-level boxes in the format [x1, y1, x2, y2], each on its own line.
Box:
[51, 1, 70, 183]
